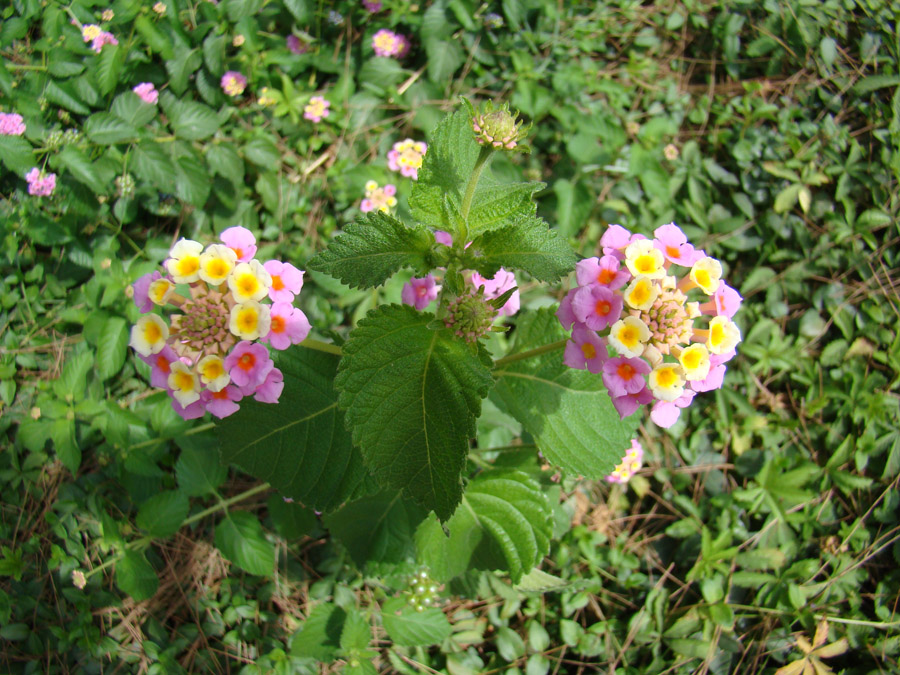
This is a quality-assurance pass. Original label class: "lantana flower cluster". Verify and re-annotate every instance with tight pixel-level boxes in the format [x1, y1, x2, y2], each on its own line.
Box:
[132, 83, 159, 105]
[221, 71, 247, 97]
[606, 439, 644, 484]
[388, 139, 427, 180]
[372, 29, 410, 58]
[558, 223, 742, 428]
[304, 95, 330, 123]
[360, 180, 397, 213]
[0, 112, 25, 136]
[26, 168, 57, 196]
[128, 227, 310, 420]
[81, 24, 118, 52]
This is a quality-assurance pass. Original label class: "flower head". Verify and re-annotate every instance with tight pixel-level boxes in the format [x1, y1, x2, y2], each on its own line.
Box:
[387, 139, 427, 179]
[402, 275, 440, 311]
[362, 0, 383, 11]
[360, 180, 398, 213]
[572, 285, 623, 331]
[263, 302, 310, 350]
[81, 24, 102, 42]
[563, 326, 608, 374]
[0, 112, 26, 136]
[220, 226, 257, 262]
[133, 82, 159, 105]
[287, 34, 308, 55]
[372, 29, 408, 57]
[304, 95, 330, 123]
[165, 238, 204, 283]
[90, 31, 118, 53]
[468, 100, 531, 152]
[221, 71, 247, 97]
[224, 341, 274, 389]
[152, 2, 166, 14]
[443, 288, 498, 343]
[606, 439, 644, 484]
[25, 168, 57, 197]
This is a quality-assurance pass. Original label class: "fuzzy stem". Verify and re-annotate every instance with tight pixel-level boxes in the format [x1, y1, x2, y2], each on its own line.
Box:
[459, 145, 493, 224]
[300, 337, 342, 355]
[494, 338, 568, 368]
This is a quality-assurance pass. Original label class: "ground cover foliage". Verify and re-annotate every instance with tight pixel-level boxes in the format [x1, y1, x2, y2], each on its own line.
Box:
[1, 0, 899, 672]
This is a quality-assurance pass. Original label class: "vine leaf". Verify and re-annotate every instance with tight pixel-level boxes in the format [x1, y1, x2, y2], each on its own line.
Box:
[335, 304, 494, 521]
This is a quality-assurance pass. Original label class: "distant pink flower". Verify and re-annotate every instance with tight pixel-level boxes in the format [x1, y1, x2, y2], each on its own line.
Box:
[132, 82, 158, 104]
[563, 327, 607, 374]
[650, 390, 696, 428]
[264, 302, 311, 350]
[91, 31, 118, 53]
[132, 270, 162, 313]
[372, 29, 405, 57]
[362, 0, 382, 11]
[286, 35, 307, 54]
[220, 226, 257, 262]
[387, 139, 427, 179]
[263, 260, 304, 302]
[556, 289, 578, 330]
[254, 367, 284, 403]
[602, 356, 650, 398]
[606, 439, 644, 484]
[571, 285, 623, 331]
[203, 385, 243, 418]
[611, 387, 653, 419]
[139, 344, 179, 389]
[402, 275, 440, 310]
[0, 112, 25, 136]
[224, 341, 273, 389]
[653, 222, 702, 267]
[221, 71, 247, 97]
[25, 168, 56, 197]
[470, 268, 519, 316]
[575, 255, 630, 290]
[303, 95, 330, 123]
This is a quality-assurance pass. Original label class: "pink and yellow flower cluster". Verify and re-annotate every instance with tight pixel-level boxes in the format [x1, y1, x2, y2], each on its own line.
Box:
[129, 227, 310, 420]
[81, 23, 118, 53]
[558, 223, 742, 428]
[606, 439, 644, 484]
[303, 95, 330, 123]
[372, 29, 410, 58]
[360, 180, 397, 213]
[388, 139, 427, 180]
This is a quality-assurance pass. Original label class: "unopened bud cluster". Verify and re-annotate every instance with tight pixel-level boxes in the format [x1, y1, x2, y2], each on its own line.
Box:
[467, 99, 531, 153]
[444, 288, 498, 343]
[407, 569, 441, 613]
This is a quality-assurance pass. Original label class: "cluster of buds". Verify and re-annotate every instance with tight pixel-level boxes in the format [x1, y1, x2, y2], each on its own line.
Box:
[558, 223, 742, 428]
[128, 227, 310, 420]
[387, 139, 427, 180]
[407, 569, 441, 613]
[443, 287, 499, 343]
[360, 180, 397, 214]
[115, 173, 135, 199]
[372, 29, 410, 58]
[465, 99, 531, 153]
[605, 439, 644, 484]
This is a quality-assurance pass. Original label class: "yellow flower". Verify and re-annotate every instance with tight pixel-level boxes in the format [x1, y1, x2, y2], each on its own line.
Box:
[678, 343, 711, 381]
[690, 256, 723, 295]
[199, 244, 237, 286]
[228, 260, 272, 303]
[165, 238, 203, 283]
[608, 316, 651, 358]
[706, 316, 741, 354]
[167, 362, 201, 407]
[197, 354, 230, 392]
[648, 363, 685, 402]
[229, 300, 271, 340]
[129, 314, 169, 357]
[623, 276, 659, 311]
[624, 239, 666, 280]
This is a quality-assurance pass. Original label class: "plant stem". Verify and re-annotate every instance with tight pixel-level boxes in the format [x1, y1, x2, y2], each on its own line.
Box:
[494, 338, 568, 368]
[300, 337, 342, 355]
[459, 145, 493, 222]
[127, 421, 216, 451]
[182, 482, 272, 527]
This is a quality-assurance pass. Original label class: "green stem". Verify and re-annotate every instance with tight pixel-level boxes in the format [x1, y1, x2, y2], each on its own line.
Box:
[128, 421, 215, 451]
[728, 604, 900, 629]
[494, 338, 568, 368]
[459, 145, 493, 223]
[7, 64, 46, 71]
[182, 482, 271, 528]
[300, 337, 342, 355]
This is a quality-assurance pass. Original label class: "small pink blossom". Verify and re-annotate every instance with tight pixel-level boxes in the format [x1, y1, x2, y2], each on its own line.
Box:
[303, 95, 330, 123]
[610, 387, 653, 419]
[602, 356, 651, 398]
[650, 390, 696, 428]
[653, 222, 702, 267]
[571, 285, 623, 331]
[286, 35, 307, 54]
[132, 82, 159, 105]
[701, 282, 742, 319]
[600, 224, 634, 257]
[139, 344, 178, 389]
[688, 352, 732, 392]
[434, 230, 453, 247]
[264, 302, 311, 350]
[263, 260, 304, 302]
[470, 268, 519, 316]
[387, 139, 427, 179]
[221, 71, 247, 97]
[172, 397, 206, 420]
[220, 226, 257, 262]
[224, 341, 274, 389]
[362, 0, 382, 11]
[132, 270, 162, 313]
[556, 289, 578, 330]
[0, 112, 25, 136]
[372, 29, 408, 58]
[203, 385, 244, 418]
[25, 168, 57, 197]
[402, 275, 440, 310]
[91, 31, 118, 53]
[563, 327, 607, 374]
[254, 367, 284, 403]
[575, 255, 630, 290]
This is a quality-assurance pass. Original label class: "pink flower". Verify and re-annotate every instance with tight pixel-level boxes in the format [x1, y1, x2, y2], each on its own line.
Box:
[221, 71, 247, 97]
[303, 95, 330, 123]
[563, 327, 607, 374]
[0, 112, 25, 136]
[556, 289, 578, 330]
[653, 223, 702, 267]
[263, 260, 304, 302]
[605, 439, 644, 484]
[610, 387, 653, 419]
[91, 31, 118, 53]
[362, 0, 382, 11]
[600, 224, 634, 257]
[575, 255, 630, 290]
[571, 285, 623, 331]
[264, 302, 311, 350]
[387, 139, 427, 179]
[132, 270, 162, 313]
[402, 274, 440, 310]
[650, 390, 696, 428]
[286, 35, 307, 54]
[372, 28, 408, 57]
[224, 341, 274, 389]
[203, 385, 244, 418]
[688, 352, 732, 392]
[132, 82, 159, 105]
[601, 356, 650, 398]
[220, 226, 257, 262]
[25, 168, 56, 197]
[701, 282, 742, 319]
[470, 268, 519, 316]
[434, 230, 453, 247]
[254, 367, 284, 403]
[139, 344, 178, 389]
[172, 397, 206, 420]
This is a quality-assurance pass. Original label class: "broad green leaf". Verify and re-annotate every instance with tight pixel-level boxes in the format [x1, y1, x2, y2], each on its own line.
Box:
[267, 496, 316, 539]
[324, 490, 426, 567]
[496, 626, 525, 661]
[166, 99, 220, 141]
[206, 143, 244, 184]
[515, 568, 570, 593]
[53, 347, 94, 401]
[425, 37, 464, 84]
[110, 92, 158, 127]
[136, 490, 189, 538]
[773, 183, 802, 213]
[242, 136, 281, 168]
[466, 182, 543, 237]
[358, 57, 407, 93]
[173, 153, 211, 207]
[466, 215, 576, 282]
[116, 550, 158, 601]
[44, 79, 90, 115]
[381, 596, 452, 647]
[96, 316, 128, 380]
[291, 602, 346, 662]
[224, 0, 262, 20]
[165, 46, 203, 96]
[47, 48, 85, 77]
[491, 309, 638, 478]
[55, 146, 106, 193]
[284, 0, 310, 22]
[307, 212, 435, 289]
[415, 470, 551, 583]
[51, 418, 79, 474]
[134, 15, 174, 59]
[202, 34, 227, 76]
[132, 142, 176, 192]
[214, 511, 275, 576]
[340, 608, 371, 652]
[336, 305, 494, 520]
[0, 135, 35, 175]
[176, 445, 227, 496]
[853, 74, 900, 95]
[217, 348, 367, 512]
[95, 43, 124, 96]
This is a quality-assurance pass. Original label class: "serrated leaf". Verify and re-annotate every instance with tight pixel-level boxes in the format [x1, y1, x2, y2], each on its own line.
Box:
[515, 568, 570, 593]
[44, 79, 90, 115]
[466, 215, 576, 282]
[425, 37, 463, 83]
[176, 445, 227, 496]
[51, 418, 79, 474]
[95, 43, 124, 96]
[307, 212, 435, 289]
[134, 15, 174, 59]
[217, 348, 367, 512]
[206, 143, 244, 184]
[173, 153, 210, 206]
[382, 596, 452, 647]
[56, 146, 106, 193]
[111, 92, 158, 127]
[491, 309, 638, 478]
[340, 608, 371, 652]
[242, 136, 281, 168]
[96, 316, 128, 380]
[267, 496, 316, 539]
[132, 142, 176, 192]
[136, 490, 189, 538]
[466, 182, 543, 237]
[291, 603, 346, 662]
[324, 490, 426, 567]
[53, 348, 94, 401]
[415, 470, 551, 583]
[284, 0, 310, 22]
[165, 46, 203, 95]
[336, 304, 494, 520]
[116, 550, 158, 601]
[0, 135, 35, 175]
[214, 511, 274, 576]
[166, 99, 220, 141]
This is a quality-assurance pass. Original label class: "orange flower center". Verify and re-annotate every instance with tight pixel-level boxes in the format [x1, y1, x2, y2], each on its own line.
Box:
[238, 353, 256, 371]
[598, 268, 616, 284]
[666, 245, 680, 258]
[595, 300, 612, 316]
[581, 343, 596, 360]
[616, 363, 636, 380]
[272, 275, 285, 291]
[270, 316, 286, 334]
[155, 355, 171, 374]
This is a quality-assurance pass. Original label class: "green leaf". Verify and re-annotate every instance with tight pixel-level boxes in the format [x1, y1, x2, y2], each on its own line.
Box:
[853, 74, 900, 95]
[224, 0, 262, 20]
[267, 496, 316, 539]
[291, 602, 346, 662]
[323, 490, 426, 567]
[166, 99, 220, 141]
[416, 470, 551, 583]
[51, 418, 79, 474]
[358, 57, 407, 93]
[336, 305, 494, 520]
[116, 550, 158, 601]
[173, 153, 211, 207]
[381, 596, 452, 647]
[111, 92, 158, 127]
[44, 79, 90, 115]
[0, 135, 35, 175]
[466, 215, 576, 282]
[56, 146, 107, 193]
[214, 511, 275, 576]
[217, 348, 367, 512]
[95, 43, 124, 96]
[773, 183, 802, 213]
[496, 626, 526, 661]
[134, 15, 174, 60]
[242, 136, 281, 168]
[491, 309, 638, 478]
[340, 608, 371, 652]
[165, 46, 203, 95]
[132, 142, 176, 192]
[425, 37, 464, 83]
[284, 0, 310, 22]
[53, 347, 94, 401]
[136, 490, 189, 538]
[466, 182, 543, 237]
[176, 445, 227, 496]
[96, 316, 128, 380]
[206, 143, 244, 184]
[307, 212, 435, 289]
[515, 568, 570, 593]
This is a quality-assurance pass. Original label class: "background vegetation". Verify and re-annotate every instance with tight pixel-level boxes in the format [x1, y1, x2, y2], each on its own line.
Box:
[1, 0, 898, 672]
